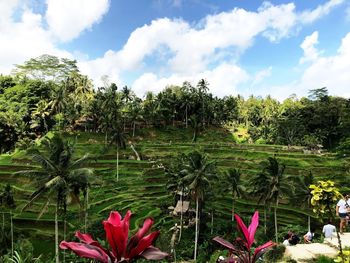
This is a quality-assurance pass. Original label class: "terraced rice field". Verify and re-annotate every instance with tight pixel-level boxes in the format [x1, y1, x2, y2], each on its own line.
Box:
[0, 127, 347, 255]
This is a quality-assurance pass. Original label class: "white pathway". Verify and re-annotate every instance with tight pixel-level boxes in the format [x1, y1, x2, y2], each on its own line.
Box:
[284, 233, 350, 262]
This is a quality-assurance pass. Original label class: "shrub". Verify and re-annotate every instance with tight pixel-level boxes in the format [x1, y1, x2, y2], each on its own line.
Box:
[263, 244, 286, 262]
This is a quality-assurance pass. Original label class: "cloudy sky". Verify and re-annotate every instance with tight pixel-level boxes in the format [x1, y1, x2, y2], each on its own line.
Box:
[1, 0, 350, 99]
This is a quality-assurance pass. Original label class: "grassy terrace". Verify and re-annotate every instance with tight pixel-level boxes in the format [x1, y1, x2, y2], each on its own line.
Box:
[0, 127, 347, 251]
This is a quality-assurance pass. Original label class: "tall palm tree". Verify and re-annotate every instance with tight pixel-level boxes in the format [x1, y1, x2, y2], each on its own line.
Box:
[19, 134, 93, 263]
[293, 171, 315, 232]
[166, 154, 188, 242]
[225, 169, 244, 221]
[181, 151, 216, 261]
[263, 156, 294, 243]
[101, 84, 119, 145]
[31, 100, 51, 133]
[109, 125, 126, 181]
[248, 171, 271, 235]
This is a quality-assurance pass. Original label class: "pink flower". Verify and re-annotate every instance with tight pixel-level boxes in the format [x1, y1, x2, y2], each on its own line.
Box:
[213, 211, 275, 263]
[60, 210, 168, 262]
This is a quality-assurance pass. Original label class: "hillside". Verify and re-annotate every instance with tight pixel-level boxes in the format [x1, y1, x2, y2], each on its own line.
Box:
[0, 127, 347, 258]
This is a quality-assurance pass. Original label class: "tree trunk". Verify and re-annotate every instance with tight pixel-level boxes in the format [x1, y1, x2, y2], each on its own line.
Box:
[117, 147, 119, 181]
[308, 215, 311, 232]
[85, 188, 89, 233]
[63, 216, 66, 263]
[327, 204, 344, 262]
[55, 206, 59, 263]
[192, 124, 198, 143]
[2, 212, 4, 232]
[132, 122, 136, 137]
[211, 210, 214, 235]
[232, 197, 235, 222]
[264, 207, 267, 235]
[105, 130, 108, 146]
[274, 199, 278, 243]
[194, 196, 199, 261]
[179, 192, 183, 242]
[130, 144, 141, 161]
[185, 105, 188, 128]
[10, 212, 14, 258]
[44, 118, 48, 133]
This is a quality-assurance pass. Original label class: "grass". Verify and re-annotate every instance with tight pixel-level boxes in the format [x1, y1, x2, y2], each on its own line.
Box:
[0, 126, 348, 257]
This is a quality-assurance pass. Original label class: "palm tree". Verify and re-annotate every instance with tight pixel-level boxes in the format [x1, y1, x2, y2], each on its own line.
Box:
[166, 154, 188, 242]
[109, 125, 126, 181]
[248, 171, 271, 235]
[101, 84, 119, 145]
[19, 134, 93, 263]
[293, 171, 315, 232]
[225, 169, 244, 221]
[121, 86, 133, 104]
[263, 156, 294, 243]
[31, 100, 51, 133]
[181, 151, 216, 261]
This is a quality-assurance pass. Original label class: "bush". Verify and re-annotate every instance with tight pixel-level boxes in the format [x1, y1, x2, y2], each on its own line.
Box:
[255, 138, 267, 144]
[304, 255, 334, 263]
[263, 244, 286, 262]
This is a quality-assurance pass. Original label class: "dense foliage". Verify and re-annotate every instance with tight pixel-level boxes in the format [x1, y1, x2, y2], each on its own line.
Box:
[1, 55, 350, 153]
[1, 55, 350, 262]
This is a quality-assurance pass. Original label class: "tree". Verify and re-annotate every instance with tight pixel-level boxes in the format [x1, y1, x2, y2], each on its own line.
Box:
[101, 84, 120, 145]
[248, 171, 271, 235]
[225, 169, 244, 221]
[109, 125, 127, 181]
[293, 171, 315, 232]
[0, 75, 16, 94]
[19, 134, 93, 263]
[13, 54, 79, 82]
[0, 184, 15, 209]
[31, 100, 51, 133]
[262, 157, 294, 243]
[181, 151, 217, 261]
[310, 180, 344, 261]
[166, 154, 188, 242]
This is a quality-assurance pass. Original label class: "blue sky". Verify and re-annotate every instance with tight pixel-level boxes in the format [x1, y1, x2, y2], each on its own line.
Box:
[1, 0, 350, 99]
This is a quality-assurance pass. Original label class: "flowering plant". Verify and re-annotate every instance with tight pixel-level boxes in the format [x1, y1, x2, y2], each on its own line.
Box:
[213, 211, 274, 263]
[60, 210, 168, 262]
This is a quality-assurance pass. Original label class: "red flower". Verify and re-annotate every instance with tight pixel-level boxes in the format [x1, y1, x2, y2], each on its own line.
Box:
[60, 210, 168, 262]
[213, 211, 275, 263]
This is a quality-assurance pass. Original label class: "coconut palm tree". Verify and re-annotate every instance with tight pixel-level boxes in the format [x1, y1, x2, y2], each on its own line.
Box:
[19, 134, 93, 263]
[31, 100, 51, 133]
[166, 154, 188, 242]
[181, 151, 216, 261]
[263, 156, 294, 243]
[109, 125, 126, 181]
[293, 171, 315, 232]
[248, 171, 271, 235]
[225, 169, 244, 221]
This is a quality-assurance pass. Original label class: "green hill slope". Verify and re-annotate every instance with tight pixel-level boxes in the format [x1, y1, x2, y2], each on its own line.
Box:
[0, 127, 347, 257]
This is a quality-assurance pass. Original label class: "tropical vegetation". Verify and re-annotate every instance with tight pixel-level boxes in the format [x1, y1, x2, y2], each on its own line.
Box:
[1, 54, 350, 262]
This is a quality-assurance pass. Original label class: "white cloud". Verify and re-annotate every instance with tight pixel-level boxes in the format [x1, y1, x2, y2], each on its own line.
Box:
[0, 0, 345, 99]
[132, 63, 249, 98]
[0, 0, 111, 74]
[299, 31, 320, 64]
[264, 32, 350, 100]
[298, 32, 350, 97]
[0, 6, 71, 74]
[299, 0, 344, 24]
[45, 0, 110, 42]
[81, 0, 343, 92]
[252, 67, 272, 86]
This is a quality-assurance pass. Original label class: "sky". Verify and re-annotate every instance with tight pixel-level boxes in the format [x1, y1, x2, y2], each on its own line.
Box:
[1, 0, 350, 100]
